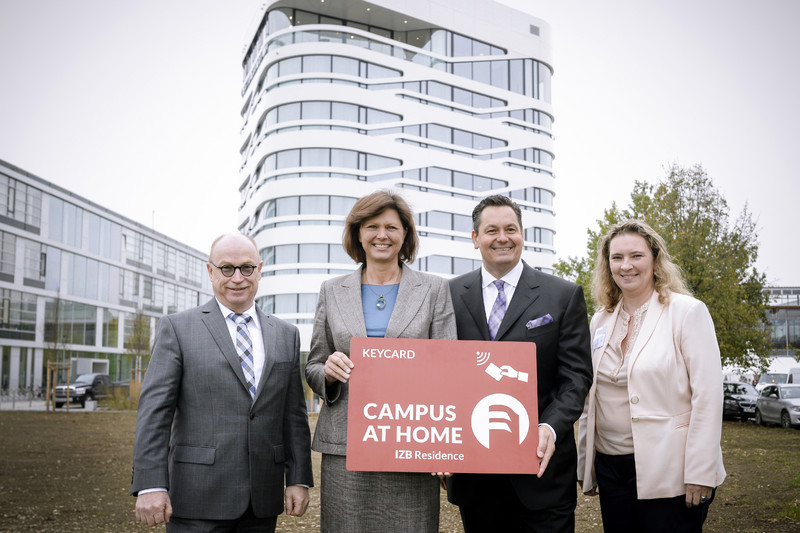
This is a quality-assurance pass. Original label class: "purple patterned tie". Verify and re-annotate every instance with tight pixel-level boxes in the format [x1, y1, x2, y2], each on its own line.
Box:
[488, 280, 507, 341]
[229, 313, 256, 398]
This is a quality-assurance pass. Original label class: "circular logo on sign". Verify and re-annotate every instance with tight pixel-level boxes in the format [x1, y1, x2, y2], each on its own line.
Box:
[470, 393, 530, 449]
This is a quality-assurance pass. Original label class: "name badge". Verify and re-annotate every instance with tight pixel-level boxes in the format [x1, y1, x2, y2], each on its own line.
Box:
[592, 326, 606, 350]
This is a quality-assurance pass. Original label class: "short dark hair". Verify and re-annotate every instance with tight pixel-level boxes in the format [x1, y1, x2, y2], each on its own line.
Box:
[472, 195, 523, 233]
[342, 190, 419, 264]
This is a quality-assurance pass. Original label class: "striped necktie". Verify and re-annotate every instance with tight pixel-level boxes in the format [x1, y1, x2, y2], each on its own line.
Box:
[229, 313, 256, 398]
[487, 280, 507, 341]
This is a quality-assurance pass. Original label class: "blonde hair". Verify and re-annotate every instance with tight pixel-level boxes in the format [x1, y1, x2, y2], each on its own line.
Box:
[591, 219, 691, 311]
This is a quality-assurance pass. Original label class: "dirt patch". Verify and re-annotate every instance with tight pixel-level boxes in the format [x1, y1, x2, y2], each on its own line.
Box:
[0, 411, 798, 532]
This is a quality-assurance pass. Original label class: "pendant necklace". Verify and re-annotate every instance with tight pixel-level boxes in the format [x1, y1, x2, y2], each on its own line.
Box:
[365, 282, 399, 310]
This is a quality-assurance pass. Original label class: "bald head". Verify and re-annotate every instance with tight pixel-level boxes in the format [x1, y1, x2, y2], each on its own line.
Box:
[207, 233, 262, 313]
[209, 233, 259, 263]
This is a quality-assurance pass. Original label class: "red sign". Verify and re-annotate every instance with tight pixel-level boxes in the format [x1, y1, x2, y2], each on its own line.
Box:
[346, 337, 538, 474]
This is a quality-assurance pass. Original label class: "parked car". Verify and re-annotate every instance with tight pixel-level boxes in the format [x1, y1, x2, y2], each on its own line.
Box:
[54, 373, 112, 408]
[723, 381, 758, 421]
[755, 384, 800, 428]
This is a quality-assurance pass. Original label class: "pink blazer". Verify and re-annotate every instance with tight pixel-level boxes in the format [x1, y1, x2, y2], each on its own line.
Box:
[577, 291, 726, 499]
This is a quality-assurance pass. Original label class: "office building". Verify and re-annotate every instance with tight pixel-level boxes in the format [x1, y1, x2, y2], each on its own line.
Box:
[238, 0, 557, 349]
[0, 159, 212, 393]
[766, 287, 800, 357]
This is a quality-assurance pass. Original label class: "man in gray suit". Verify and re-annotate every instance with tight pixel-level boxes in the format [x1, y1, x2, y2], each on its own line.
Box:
[131, 233, 313, 531]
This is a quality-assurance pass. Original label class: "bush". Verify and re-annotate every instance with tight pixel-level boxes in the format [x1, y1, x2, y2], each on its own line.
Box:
[100, 385, 138, 410]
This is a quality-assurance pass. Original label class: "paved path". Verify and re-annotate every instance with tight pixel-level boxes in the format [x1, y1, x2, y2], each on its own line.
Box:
[0, 398, 47, 410]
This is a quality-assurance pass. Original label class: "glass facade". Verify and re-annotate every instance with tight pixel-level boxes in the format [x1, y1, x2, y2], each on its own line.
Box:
[243, 8, 552, 101]
[0, 159, 212, 391]
[239, 1, 558, 339]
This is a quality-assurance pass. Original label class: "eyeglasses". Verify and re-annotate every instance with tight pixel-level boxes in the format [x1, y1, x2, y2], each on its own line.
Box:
[210, 262, 257, 277]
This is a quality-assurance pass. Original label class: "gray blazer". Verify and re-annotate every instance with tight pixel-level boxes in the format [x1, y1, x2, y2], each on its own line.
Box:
[131, 299, 313, 520]
[305, 264, 457, 455]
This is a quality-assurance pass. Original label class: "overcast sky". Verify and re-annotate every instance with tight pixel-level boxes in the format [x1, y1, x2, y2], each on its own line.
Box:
[1, 0, 797, 285]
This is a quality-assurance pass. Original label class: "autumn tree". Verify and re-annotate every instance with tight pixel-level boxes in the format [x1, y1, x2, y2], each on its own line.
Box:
[554, 163, 771, 371]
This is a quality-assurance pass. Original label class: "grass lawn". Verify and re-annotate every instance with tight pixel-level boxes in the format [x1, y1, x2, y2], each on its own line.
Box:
[0, 411, 798, 532]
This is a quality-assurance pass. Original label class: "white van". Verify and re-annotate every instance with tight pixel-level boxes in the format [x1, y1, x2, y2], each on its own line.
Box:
[756, 366, 800, 390]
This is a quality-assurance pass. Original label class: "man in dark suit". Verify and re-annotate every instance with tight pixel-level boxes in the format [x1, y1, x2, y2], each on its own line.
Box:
[131, 233, 313, 532]
[447, 195, 592, 532]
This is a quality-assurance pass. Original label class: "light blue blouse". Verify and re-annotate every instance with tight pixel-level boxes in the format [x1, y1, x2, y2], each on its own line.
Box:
[361, 283, 399, 337]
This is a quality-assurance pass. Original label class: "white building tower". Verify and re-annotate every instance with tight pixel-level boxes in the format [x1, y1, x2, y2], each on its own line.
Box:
[238, 0, 556, 349]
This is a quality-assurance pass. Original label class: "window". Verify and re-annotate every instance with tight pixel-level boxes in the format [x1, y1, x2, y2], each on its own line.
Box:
[0, 174, 42, 228]
[88, 213, 122, 260]
[103, 309, 119, 348]
[0, 231, 15, 278]
[275, 244, 299, 264]
[143, 277, 164, 312]
[65, 252, 119, 302]
[178, 254, 204, 285]
[303, 54, 331, 73]
[279, 56, 302, 76]
[525, 227, 555, 246]
[299, 293, 318, 314]
[367, 63, 400, 78]
[121, 270, 139, 303]
[302, 148, 329, 166]
[44, 246, 61, 291]
[332, 56, 359, 76]
[156, 242, 177, 277]
[301, 100, 330, 119]
[276, 197, 300, 218]
[331, 149, 359, 169]
[299, 196, 327, 214]
[122, 229, 153, 267]
[0, 289, 37, 340]
[277, 149, 301, 169]
[366, 154, 400, 171]
[299, 243, 328, 263]
[22, 239, 45, 282]
[271, 293, 319, 314]
[48, 197, 83, 247]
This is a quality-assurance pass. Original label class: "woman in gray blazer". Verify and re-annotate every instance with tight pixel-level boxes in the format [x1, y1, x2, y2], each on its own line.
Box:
[305, 190, 456, 532]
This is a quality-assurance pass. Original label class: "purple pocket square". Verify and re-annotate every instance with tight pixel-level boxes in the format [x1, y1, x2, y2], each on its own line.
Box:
[526, 314, 553, 329]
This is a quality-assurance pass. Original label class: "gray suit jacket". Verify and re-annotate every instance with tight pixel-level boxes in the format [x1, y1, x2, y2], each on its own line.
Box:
[305, 264, 457, 455]
[131, 299, 313, 520]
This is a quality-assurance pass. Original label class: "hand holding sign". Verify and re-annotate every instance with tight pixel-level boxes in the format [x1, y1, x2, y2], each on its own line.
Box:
[324, 351, 354, 384]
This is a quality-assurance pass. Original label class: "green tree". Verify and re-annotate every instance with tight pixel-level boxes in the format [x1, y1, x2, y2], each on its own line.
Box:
[554, 163, 771, 371]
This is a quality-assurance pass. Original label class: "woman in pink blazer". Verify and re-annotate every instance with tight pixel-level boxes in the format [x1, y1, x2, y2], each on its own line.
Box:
[577, 220, 726, 532]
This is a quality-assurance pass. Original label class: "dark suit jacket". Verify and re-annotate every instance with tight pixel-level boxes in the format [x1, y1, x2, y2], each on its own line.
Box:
[447, 262, 592, 510]
[131, 299, 313, 520]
